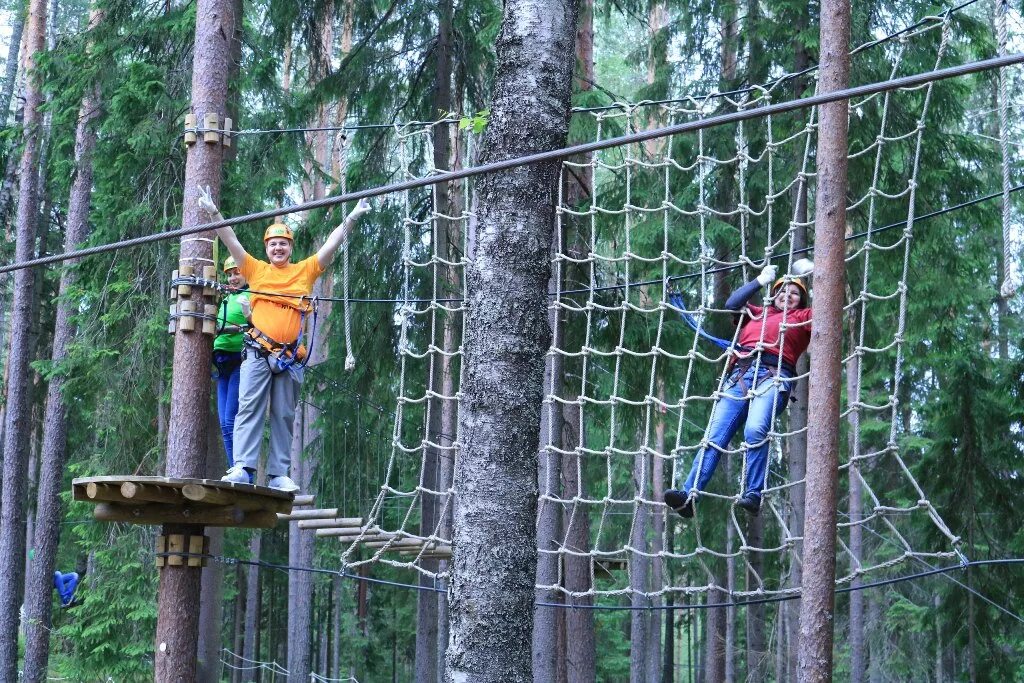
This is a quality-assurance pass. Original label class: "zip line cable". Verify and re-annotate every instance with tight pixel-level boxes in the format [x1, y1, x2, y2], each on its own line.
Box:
[173, 181, 1024, 306]
[1, 53, 1021, 277]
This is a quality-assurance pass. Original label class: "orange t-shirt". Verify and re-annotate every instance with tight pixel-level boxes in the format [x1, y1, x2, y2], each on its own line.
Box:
[239, 253, 324, 343]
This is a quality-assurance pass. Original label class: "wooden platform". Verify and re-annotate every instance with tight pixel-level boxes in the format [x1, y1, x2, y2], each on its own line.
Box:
[72, 476, 294, 528]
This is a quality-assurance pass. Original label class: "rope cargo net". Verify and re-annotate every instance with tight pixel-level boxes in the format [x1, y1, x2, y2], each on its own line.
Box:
[319, 2, 1018, 605]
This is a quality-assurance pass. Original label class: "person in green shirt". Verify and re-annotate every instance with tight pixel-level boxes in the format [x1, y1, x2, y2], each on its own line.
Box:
[213, 255, 250, 467]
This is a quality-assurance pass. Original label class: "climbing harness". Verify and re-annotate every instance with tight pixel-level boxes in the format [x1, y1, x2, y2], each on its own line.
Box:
[243, 297, 319, 376]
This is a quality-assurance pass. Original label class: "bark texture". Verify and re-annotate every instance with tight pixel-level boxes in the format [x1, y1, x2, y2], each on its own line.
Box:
[0, 0, 47, 675]
[445, 2, 577, 680]
[156, 1, 235, 680]
[796, 0, 850, 679]
[0, 4, 25, 120]
[21, 11, 103, 680]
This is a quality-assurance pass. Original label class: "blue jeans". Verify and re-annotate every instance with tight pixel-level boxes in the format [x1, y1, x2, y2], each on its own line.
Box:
[684, 364, 792, 500]
[214, 351, 242, 467]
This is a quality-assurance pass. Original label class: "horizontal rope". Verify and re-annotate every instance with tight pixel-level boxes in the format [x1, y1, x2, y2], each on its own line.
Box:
[2, 53, 1021, 277]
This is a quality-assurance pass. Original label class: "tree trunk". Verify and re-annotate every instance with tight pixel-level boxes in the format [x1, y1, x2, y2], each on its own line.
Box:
[242, 532, 263, 683]
[846, 306, 864, 683]
[418, 4, 452, 679]
[745, 514, 767, 679]
[0, 3, 25, 120]
[704, 586, 726, 683]
[232, 565, 246, 683]
[630, 427, 651, 683]
[198, 413, 226, 682]
[287, 427, 316, 682]
[445, 2, 577, 680]
[20, 10, 102, 678]
[786, 9, 812, 677]
[797, 0, 850, 677]
[533, 208, 564, 683]
[155, 1, 234, 678]
[0, 0, 47, 674]
[648, 379, 665, 681]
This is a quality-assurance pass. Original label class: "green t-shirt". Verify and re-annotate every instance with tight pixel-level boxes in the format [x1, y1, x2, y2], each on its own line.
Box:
[213, 290, 249, 353]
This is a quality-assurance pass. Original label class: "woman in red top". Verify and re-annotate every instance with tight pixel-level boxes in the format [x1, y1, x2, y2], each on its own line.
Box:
[665, 260, 813, 517]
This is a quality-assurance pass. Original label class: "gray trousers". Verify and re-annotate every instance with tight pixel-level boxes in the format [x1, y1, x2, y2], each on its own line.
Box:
[232, 348, 302, 476]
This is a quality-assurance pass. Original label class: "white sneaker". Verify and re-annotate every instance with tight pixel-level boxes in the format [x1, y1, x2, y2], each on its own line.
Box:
[267, 475, 300, 493]
[221, 465, 253, 485]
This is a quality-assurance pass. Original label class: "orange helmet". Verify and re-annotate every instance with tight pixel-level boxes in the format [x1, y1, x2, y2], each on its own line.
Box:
[264, 222, 293, 242]
[771, 277, 809, 308]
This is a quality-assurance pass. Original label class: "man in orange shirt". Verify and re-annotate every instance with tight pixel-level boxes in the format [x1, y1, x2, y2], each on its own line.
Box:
[198, 187, 371, 491]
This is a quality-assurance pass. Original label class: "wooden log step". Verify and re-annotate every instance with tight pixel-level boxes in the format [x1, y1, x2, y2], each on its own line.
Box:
[296, 517, 364, 530]
[92, 502, 279, 529]
[120, 481, 182, 505]
[315, 527, 389, 540]
[292, 494, 315, 507]
[181, 484, 292, 513]
[277, 507, 339, 522]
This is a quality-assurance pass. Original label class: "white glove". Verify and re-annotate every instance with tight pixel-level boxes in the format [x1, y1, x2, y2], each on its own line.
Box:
[197, 185, 219, 216]
[238, 295, 251, 318]
[792, 258, 814, 276]
[756, 264, 778, 287]
[346, 198, 372, 222]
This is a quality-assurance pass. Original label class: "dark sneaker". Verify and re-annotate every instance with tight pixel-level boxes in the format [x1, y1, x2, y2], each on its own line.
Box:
[664, 489, 694, 518]
[736, 494, 761, 516]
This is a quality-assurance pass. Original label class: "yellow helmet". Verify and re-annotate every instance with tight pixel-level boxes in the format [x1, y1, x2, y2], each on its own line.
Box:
[264, 221, 293, 242]
[771, 277, 809, 308]
[223, 255, 237, 272]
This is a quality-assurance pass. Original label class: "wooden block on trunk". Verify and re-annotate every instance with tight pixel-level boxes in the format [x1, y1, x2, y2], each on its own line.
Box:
[187, 534, 207, 567]
[202, 304, 218, 336]
[178, 300, 196, 332]
[184, 114, 197, 144]
[204, 112, 220, 143]
[167, 534, 185, 567]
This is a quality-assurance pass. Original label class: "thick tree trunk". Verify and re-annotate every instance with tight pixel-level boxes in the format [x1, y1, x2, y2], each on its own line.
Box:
[704, 586, 726, 683]
[445, 2, 577, 680]
[20, 10, 103, 680]
[156, 3, 234, 679]
[797, 0, 850, 677]
[0, 0, 47, 674]
[418, 4, 452, 679]
[287, 429, 316, 682]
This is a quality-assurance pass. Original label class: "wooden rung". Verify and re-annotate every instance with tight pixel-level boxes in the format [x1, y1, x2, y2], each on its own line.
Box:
[296, 517, 364, 530]
[178, 300, 196, 332]
[222, 117, 233, 148]
[316, 528, 388, 539]
[168, 304, 177, 334]
[292, 494, 315, 507]
[361, 538, 426, 550]
[277, 507, 339, 521]
[181, 484, 235, 506]
[187, 535, 207, 567]
[156, 535, 166, 568]
[202, 304, 218, 336]
[120, 481, 182, 505]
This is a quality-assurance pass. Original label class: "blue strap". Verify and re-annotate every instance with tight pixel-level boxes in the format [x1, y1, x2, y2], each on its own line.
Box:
[667, 292, 735, 351]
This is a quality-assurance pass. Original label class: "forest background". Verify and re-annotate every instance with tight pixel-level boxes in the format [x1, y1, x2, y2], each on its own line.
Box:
[0, 0, 1021, 681]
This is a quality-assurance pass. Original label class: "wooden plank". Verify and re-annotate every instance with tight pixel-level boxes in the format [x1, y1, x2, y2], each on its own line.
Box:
[276, 507, 339, 522]
[120, 482, 182, 505]
[94, 502, 245, 527]
[296, 517, 364, 530]
[293, 494, 315, 507]
[73, 476, 293, 500]
[187, 535, 206, 567]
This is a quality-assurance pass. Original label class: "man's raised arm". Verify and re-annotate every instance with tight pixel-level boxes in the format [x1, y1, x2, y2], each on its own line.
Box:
[317, 199, 372, 269]
[198, 185, 248, 266]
